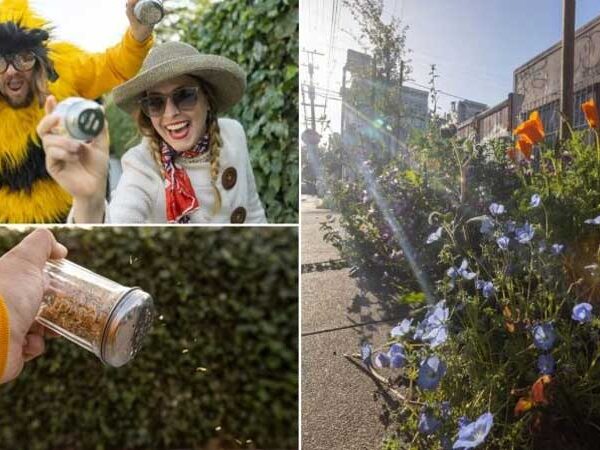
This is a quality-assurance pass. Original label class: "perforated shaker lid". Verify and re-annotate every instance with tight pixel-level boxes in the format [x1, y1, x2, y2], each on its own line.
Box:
[101, 288, 154, 367]
[134, 0, 165, 26]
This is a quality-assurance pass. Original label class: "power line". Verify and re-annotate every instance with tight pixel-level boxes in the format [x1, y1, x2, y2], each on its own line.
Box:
[404, 80, 472, 102]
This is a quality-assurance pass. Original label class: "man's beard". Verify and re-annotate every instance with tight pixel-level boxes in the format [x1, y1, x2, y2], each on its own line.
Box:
[0, 86, 34, 109]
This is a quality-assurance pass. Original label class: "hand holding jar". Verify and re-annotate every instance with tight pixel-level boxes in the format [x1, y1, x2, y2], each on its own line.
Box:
[0, 229, 68, 384]
[37, 95, 110, 223]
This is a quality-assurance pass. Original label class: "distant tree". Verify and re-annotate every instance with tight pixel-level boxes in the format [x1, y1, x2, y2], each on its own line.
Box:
[345, 0, 410, 84]
[343, 0, 413, 159]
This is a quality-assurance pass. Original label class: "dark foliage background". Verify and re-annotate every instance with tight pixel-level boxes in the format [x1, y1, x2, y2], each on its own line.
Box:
[0, 227, 298, 450]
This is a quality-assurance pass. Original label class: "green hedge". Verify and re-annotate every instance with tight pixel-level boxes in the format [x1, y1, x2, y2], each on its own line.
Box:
[0, 227, 298, 450]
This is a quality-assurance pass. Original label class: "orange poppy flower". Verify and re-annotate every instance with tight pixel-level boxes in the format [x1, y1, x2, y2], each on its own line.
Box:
[514, 397, 533, 416]
[581, 98, 599, 129]
[507, 137, 533, 163]
[516, 137, 533, 159]
[514, 111, 545, 144]
[514, 375, 553, 417]
[531, 375, 552, 405]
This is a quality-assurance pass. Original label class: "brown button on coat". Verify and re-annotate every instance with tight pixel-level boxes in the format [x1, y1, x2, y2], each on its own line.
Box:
[230, 206, 247, 223]
[221, 167, 237, 190]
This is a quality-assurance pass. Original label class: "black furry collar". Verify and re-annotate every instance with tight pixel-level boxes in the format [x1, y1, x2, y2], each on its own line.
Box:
[0, 21, 57, 81]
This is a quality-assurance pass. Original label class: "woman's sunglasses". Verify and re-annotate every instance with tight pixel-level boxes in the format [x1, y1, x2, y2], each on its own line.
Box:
[0, 51, 37, 74]
[139, 86, 201, 117]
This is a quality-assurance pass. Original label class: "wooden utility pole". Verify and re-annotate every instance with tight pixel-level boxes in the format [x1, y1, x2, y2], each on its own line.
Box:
[301, 49, 325, 132]
[560, 0, 576, 141]
[396, 60, 404, 156]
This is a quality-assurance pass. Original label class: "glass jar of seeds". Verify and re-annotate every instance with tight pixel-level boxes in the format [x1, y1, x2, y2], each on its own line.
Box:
[38, 259, 154, 367]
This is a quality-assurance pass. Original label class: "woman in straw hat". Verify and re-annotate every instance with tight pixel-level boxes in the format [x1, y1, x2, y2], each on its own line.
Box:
[37, 41, 267, 224]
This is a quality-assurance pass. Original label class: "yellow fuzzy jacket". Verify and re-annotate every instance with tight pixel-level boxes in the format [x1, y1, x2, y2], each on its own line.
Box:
[0, 29, 152, 223]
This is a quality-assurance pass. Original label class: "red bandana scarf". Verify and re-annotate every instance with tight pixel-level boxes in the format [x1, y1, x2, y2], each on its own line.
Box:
[160, 134, 210, 223]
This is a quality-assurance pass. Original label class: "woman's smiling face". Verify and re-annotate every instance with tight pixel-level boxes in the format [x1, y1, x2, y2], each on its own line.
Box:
[147, 75, 209, 152]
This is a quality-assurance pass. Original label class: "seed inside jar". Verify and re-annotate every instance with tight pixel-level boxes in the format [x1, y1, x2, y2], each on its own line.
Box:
[39, 272, 122, 350]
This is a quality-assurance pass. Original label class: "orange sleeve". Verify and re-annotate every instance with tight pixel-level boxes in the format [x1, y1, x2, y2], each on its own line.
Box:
[70, 29, 154, 99]
[0, 295, 9, 379]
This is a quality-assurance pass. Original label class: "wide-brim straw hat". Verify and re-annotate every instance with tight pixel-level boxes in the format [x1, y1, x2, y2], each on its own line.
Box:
[113, 41, 246, 114]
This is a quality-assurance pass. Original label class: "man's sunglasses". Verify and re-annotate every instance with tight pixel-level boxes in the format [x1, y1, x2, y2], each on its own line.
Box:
[0, 51, 37, 74]
[139, 86, 201, 117]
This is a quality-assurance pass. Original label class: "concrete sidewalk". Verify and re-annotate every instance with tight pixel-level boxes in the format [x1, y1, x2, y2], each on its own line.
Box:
[301, 195, 405, 450]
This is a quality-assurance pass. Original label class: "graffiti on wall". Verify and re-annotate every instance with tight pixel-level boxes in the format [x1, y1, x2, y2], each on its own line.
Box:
[578, 29, 600, 79]
[515, 20, 600, 106]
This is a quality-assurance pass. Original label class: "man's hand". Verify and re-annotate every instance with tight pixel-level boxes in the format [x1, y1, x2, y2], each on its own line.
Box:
[38, 96, 109, 223]
[126, 0, 156, 43]
[0, 230, 68, 384]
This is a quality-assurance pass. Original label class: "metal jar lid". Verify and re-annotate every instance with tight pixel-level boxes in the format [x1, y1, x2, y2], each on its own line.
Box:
[57, 98, 105, 141]
[134, 0, 165, 26]
[101, 288, 154, 367]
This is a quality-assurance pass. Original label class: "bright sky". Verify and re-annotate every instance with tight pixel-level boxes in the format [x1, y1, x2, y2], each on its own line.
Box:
[301, 0, 600, 135]
[31, 0, 132, 52]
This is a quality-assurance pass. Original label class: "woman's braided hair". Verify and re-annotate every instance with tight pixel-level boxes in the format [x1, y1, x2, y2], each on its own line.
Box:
[135, 79, 222, 214]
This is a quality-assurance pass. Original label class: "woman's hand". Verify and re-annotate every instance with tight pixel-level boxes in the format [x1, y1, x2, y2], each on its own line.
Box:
[126, 0, 156, 43]
[37, 96, 109, 223]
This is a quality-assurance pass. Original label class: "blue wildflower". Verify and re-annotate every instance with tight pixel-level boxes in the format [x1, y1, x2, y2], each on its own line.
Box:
[537, 353, 555, 375]
[447, 267, 459, 279]
[420, 302, 449, 348]
[475, 280, 494, 299]
[572, 303, 593, 323]
[532, 323, 557, 351]
[447, 260, 476, 290]
[389, 353, 405, 369]
[457, 416, 470, 428]
[538, 240, 547, 253]
[551, 244, 564, 255]
[496, 236, 510, 250]
[418, 412, 441, 435]
[391, 318, 412, 337]
[455, 259, 476, 280]
[361, 343, 372, 366]
[482, 281, 495, 299]
[374, 352, 390, 368]
[423, 323, 448, 348]
[414, 320, 427, 341]
[427, 227, 443, 244]
[489, 203, 505, 216]
[453, 412, 493, 449]
[530, 194, 541, 208]
[418, 355, 447, 390]
[480, 217, 494, 235]
[515, 222, 535, 244]
[584, 215, 600, 225]
[388, 343, 406, 368]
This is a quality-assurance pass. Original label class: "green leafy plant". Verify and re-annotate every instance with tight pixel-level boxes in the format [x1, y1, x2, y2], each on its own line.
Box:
[334, 124, 600, 448]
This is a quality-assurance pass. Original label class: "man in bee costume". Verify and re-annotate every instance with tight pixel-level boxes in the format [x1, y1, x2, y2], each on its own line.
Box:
[0, 0, 155, 223]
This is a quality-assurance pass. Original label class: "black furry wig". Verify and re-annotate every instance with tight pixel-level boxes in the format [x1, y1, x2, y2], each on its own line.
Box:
[0, 20, 57, 81]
